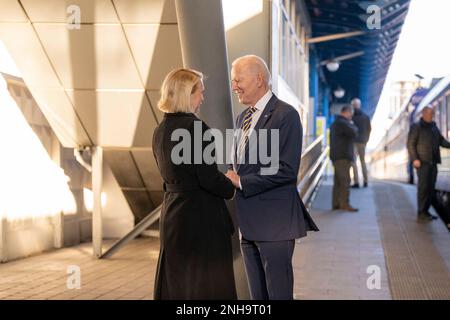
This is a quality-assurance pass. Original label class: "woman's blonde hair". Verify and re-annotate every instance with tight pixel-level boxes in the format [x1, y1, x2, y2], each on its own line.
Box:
[158, 68, 204, 113]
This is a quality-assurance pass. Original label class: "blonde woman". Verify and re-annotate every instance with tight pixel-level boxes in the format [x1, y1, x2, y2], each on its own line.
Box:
[152, 68, 237, 299]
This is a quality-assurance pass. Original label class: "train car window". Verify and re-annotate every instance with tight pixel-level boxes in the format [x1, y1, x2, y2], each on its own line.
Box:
[434, 103, 441, 130]
[441, 99, 447, 138]
[447, 94, 450, 138]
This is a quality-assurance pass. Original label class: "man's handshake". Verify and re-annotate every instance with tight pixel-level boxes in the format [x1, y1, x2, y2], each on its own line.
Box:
[225, 170, 241, 189]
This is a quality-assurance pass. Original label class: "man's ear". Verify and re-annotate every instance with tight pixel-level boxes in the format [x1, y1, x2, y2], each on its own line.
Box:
[254, 73, 262, 88]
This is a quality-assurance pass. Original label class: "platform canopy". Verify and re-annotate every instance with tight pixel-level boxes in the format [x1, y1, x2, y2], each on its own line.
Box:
[305, 0, 411, 117]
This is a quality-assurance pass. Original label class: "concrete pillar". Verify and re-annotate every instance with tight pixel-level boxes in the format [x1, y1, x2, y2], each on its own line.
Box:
[53, 212, 64, 249]
[0, 217, 7, 263]
[175, 0, 234, 139]
[92, 146, 103, 258]
[175, 0, 249, 299]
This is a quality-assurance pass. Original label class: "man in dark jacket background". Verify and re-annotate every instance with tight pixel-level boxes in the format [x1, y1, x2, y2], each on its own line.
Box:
[407, 106, 450, 221]
[350, 98, 371, 188]
[330, 105, 359, 212]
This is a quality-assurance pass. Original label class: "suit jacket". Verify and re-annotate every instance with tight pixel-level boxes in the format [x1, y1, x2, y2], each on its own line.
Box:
[329, 115, 358, 162]
[352, 108, 371, 144]
[232, 94, 319, 241]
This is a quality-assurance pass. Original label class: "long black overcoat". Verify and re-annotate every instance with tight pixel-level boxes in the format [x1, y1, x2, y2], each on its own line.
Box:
[152, 112, 237, 300]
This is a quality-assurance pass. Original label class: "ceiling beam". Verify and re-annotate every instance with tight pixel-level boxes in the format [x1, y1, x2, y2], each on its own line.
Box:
[307, 30, 365, 43]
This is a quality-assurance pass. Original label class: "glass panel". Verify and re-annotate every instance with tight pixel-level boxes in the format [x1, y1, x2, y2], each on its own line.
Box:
[434, 102, 441, 131]
[447, 94, 450, 138]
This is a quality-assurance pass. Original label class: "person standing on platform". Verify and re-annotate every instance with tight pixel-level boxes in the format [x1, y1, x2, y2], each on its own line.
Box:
[152, 68, 237, 299]
[350, 98, 371, 188]
[225, 55, 319, 300]
[330, 105, 359, 212]
[407, 106, 450, 221]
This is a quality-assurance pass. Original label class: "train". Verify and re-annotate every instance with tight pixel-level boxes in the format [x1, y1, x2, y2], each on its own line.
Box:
[370, 75, 450, 227]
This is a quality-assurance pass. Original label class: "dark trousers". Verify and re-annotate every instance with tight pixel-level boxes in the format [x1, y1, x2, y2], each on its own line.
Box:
[332, 159, 352, 208]
[351, 143, 368, 185]
[416, 162, 438, 214]
[240, 238, 295, 300]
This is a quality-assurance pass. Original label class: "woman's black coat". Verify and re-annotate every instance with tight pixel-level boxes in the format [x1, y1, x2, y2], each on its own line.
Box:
[152, 112, 237, 300]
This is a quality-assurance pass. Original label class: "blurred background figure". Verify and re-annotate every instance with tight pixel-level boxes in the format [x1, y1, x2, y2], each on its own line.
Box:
[407, 106, 450, 222]
[350, 98, 371, 188]
[330, 105, 359, 212]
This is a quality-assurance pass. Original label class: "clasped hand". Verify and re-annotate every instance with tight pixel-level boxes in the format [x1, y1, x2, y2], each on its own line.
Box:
[225, 170, 240, 189]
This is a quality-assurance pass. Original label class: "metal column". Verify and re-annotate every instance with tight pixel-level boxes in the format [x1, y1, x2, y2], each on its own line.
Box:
[0, 218, 6, 263]
[92, 146, 103, 258]
[175, 0, 234, 141]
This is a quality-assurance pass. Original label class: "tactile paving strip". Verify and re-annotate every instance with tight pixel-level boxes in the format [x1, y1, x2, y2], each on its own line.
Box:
[374, 183, 450, 299]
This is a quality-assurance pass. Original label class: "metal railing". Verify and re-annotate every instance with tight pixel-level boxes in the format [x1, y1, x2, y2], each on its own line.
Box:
[297, 135, 329, 207]
[100, 204, 161, 259]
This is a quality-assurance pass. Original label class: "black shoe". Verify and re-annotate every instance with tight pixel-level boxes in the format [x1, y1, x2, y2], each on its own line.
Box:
[351, 183, 360, 189]
[341, 205, 359, 212]
[417, 212, 437, 221]
[363, 182, 368, 188]
[425, 212, 438, 220]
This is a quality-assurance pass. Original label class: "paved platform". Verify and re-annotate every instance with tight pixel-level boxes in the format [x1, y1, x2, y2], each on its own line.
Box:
[0, 179, 449, 300]
[0, 238, 159, 300]
[293, 178, 450, 300]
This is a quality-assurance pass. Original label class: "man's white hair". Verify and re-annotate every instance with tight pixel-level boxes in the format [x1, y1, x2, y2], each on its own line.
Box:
[232, 55, 271, 85]
[351, 98, 361, 108]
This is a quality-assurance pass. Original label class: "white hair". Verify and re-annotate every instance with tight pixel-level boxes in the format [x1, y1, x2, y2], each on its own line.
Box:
[351, 98, 361, 108]
[232, 55, 271, 86]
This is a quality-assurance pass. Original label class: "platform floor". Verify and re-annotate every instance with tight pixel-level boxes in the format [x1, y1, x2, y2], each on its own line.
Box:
[0, 238, 159, 300]
[293, 178, 450, 300]
[0, 179, 449, 300]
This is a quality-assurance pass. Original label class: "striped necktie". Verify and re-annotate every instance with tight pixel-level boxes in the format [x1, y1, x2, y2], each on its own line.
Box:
[238, 106, 257, 158]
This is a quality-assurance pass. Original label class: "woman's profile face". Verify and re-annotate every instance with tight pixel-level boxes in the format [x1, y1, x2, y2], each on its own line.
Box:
[190, 80, 205, 113]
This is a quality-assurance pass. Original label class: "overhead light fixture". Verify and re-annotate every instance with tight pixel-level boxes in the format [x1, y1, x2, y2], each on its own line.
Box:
[334, 87, 345, 98]
[326, 60, 340, 72]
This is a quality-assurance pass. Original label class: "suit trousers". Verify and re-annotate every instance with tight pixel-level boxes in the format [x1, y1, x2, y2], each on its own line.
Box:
[240, 238, 295, 300]
[416, 162, 438, 214]
[351, 143, 368, 185]
[332, 159, 352, 208]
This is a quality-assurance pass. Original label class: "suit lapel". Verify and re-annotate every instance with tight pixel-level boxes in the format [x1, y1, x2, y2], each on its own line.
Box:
[254, 94, 278, 130]
[242, 94, 278, 160]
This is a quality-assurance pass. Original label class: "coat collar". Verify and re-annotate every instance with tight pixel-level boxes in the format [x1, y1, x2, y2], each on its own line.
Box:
[419, 118, 435, 128]
[164, 112, 197, 119]
[336, 114, 348, 122]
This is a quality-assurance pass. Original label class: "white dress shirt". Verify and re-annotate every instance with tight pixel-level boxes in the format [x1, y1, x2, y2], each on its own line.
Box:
[236, 90, 273, 189]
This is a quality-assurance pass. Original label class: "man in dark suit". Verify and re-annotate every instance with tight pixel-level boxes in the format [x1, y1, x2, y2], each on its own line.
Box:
[225, 55, 318, 300]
